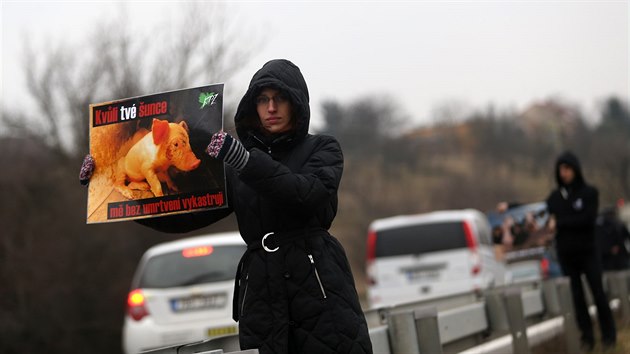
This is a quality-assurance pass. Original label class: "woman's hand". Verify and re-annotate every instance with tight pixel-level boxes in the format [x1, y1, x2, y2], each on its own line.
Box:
[79, 154, 95, 185]
[206, 131, 249, 172]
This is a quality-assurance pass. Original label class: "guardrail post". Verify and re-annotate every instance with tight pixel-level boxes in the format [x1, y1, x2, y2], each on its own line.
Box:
[178, 335, 241, 354]
[608, 270, 630, 324]
[369, 326, 391, 354]
[504, 287, 530, 354]
[484, 289, 510, 334]
[414, 306, 442, 354]
[556, 277, 581, 354]
[387, 310, 420, 354]
[542, 279, 561, 317]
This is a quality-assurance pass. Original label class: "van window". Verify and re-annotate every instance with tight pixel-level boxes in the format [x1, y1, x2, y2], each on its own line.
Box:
[140, 245, 246, 288]
[375, 222, 467, 257]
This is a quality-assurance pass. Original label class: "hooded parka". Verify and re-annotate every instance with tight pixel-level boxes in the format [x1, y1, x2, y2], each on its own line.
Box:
[546, 151, 599, 253]
[545, 151, 616, 347]
[141, 59, 373, 354]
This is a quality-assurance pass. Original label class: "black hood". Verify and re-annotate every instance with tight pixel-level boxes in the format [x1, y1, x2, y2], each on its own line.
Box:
[234, 59, 310, 149]
[555, 151, 585, 187]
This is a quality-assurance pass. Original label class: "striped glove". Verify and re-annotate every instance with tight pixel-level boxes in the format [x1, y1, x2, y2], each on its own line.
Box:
[206, 131, 249, 172]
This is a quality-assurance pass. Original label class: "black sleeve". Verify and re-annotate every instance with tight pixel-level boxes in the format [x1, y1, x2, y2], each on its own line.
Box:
[237, 136, 343, 212]
[555, 187, 599, 228]
[135, 206, 233, 233]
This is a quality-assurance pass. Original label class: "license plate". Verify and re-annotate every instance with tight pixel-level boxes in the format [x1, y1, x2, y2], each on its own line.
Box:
[406, 269, 439, 282]
[401, 263, 445, 282]
[170, 293, 227, 312]
[208, 325, 238, 337]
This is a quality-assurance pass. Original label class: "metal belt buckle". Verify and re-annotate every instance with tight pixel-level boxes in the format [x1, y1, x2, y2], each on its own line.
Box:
[262, 232, 279, 253]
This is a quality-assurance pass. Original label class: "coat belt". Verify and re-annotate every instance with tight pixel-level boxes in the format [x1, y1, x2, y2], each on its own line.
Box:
[232, 227, 327, 321]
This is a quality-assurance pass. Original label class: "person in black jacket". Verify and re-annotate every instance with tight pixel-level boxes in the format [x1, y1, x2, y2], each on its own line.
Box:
[81, 59, 373, 354]
[597, 207, 630, 271]
[546, 151, 616, 350]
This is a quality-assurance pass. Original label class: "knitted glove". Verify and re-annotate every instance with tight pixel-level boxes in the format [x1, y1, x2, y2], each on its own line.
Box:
[206, 131, 249, 171]
[79, 154, 95, 186]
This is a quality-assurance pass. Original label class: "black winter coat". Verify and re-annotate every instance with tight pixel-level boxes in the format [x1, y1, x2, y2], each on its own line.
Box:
[140, 59, 373, 354]
[546, 152, 599, 254]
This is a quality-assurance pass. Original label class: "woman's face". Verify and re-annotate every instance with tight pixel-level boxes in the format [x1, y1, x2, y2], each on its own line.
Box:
[256, 88, 293, 134]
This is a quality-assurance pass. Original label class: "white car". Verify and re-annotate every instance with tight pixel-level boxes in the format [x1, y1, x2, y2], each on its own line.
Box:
[123, 231, 246, 354]
[366, 209, 506, 308]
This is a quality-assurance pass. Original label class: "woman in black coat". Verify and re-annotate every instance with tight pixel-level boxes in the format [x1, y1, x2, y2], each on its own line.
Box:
[112, 59, 373, 354]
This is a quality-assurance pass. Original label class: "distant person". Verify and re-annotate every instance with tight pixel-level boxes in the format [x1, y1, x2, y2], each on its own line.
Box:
[496, 201, 522, 214]
[546, 151, 616, 350]
[494, 202, 520, 251]
[494, 202, 546, 249]
[597, 207, 630, 271]
[500, 215, 515, 250]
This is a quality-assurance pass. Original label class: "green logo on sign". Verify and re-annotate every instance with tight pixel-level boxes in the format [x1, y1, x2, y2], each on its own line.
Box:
[199, 92, 218, 109]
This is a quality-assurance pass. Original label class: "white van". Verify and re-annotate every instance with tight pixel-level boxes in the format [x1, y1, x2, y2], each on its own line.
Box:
[123, 232, 246, 354]
[366, 209, 504, 308]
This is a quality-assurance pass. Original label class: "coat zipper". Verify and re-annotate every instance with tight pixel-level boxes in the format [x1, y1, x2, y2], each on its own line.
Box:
[240, 274, 249, 316]
[308, 254, 327, 299]
[251, 134, 272, 154]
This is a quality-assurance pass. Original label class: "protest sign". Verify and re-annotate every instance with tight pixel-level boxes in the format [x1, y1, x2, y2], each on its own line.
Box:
[87, 84, 227, 223]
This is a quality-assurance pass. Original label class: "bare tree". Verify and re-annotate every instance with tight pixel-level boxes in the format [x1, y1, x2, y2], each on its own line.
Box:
[319, 95, 409, 157]
[591, 97, 630, 199]
[2, 2, 258, 157]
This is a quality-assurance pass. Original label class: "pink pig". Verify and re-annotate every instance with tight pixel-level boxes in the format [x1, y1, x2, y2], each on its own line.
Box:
[115, 118, 201, 199]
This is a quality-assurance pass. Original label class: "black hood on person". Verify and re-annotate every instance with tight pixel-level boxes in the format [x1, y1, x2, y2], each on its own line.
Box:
[234, 59, 310, 151]
[555, 151, 585, 188]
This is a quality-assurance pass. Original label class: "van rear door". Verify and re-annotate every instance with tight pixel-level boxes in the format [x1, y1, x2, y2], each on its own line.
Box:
[368, 222, 475, 305]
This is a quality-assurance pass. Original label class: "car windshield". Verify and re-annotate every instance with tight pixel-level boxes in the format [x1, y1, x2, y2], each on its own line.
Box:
[139, 245, 246, 288]
[375, 222, 467, 257]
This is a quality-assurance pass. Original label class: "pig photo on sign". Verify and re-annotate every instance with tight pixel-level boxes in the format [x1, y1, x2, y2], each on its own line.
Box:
[87, 84, 226, 223]
[114, 118, 201, 199]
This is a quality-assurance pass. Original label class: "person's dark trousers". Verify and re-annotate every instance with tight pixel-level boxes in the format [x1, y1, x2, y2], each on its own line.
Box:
[558, 248, 617, 347]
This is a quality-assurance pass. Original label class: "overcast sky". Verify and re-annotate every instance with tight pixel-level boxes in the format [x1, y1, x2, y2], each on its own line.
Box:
[2, 1, 628, 130]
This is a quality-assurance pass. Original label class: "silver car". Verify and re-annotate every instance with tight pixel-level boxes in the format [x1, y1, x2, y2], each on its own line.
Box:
[122, 231, 245, 354]
[366, 209, 505, 308]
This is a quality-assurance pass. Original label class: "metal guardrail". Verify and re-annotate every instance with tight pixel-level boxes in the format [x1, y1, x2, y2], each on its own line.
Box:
[373, 270, 630, 354]
[139, 337, 246, 354]
[142, 270, 630, 354]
